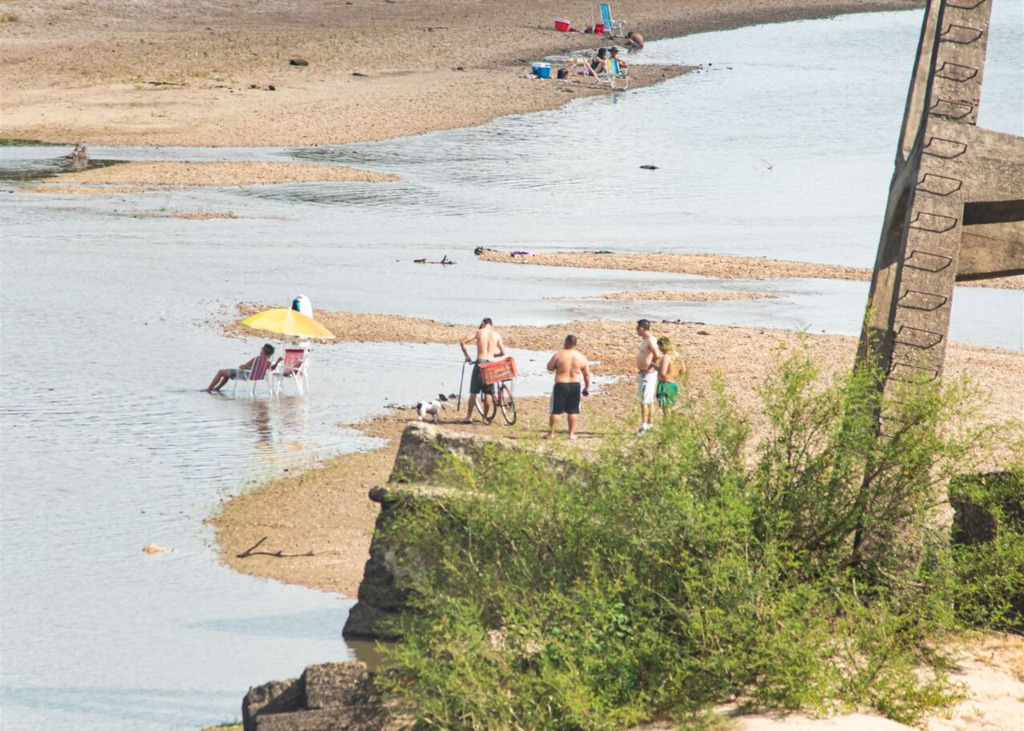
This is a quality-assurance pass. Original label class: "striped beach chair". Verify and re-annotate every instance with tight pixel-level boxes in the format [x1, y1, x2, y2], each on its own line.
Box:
[232, 352, 274, 396]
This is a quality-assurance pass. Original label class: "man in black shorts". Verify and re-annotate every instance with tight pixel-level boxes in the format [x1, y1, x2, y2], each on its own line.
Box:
[545, 334, 591, 439]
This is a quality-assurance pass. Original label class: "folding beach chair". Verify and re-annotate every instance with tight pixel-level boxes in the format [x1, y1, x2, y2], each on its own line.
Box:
[598, 3, 625, 37]
[272, 348, 311, 396]
[232, 352, 274, 397]
[584, 55, 628, 90]
[603, 57, 629, 89]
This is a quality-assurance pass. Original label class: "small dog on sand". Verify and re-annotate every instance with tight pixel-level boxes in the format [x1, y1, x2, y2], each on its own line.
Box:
[416, 400, 444, 423]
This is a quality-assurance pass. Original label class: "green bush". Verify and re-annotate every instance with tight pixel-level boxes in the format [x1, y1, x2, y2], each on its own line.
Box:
[947, 469, 1024, 631]
[375, 350, 1019, 730]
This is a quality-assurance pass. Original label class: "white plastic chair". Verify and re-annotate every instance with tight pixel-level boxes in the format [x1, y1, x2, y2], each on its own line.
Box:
[231, 353, 274, 397]
[272, 348, 310, 396]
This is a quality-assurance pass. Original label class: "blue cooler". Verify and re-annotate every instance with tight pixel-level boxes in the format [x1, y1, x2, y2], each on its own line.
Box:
[531, 62, 551, 79]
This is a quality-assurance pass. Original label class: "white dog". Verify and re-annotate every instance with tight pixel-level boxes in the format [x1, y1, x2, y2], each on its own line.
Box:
[416, 400, 444, 423]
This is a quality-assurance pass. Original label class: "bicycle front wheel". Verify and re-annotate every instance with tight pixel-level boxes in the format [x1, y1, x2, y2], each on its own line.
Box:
[498, 383, 517, 425]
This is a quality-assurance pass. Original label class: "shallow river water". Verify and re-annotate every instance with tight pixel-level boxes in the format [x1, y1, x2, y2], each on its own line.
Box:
[1, 4, 1021, 729]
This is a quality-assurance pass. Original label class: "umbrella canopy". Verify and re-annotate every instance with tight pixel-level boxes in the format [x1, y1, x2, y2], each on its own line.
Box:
[239, 308, 335, 339]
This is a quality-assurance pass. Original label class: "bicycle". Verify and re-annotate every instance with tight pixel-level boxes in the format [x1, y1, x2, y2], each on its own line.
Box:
[474, 357, 518, 426]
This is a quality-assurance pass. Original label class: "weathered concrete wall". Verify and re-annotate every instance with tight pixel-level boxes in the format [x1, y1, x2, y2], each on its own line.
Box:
[242, 661, 411, 731]
[346, 421, 576, 639]
[243, 423, 512, 728]
[387, 420, 493, 483]
[346, 421, 494, 639]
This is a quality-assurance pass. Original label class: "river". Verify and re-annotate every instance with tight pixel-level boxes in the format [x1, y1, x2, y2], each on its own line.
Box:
[1, 4, 1021, 729]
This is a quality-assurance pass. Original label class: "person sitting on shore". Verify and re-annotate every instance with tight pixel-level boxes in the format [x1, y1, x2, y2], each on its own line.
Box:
[608, 46, 627, 69]
[656, 335, 680, 417]
[589, 47, 609, 74]
[205, 343, 277, 393]
[626, 30, 644, 51]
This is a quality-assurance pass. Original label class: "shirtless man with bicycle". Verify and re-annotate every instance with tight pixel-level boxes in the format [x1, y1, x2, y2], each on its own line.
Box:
[460, 317, 506, 423]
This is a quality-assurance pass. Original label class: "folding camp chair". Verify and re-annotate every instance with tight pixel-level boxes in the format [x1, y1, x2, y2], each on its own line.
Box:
[598, 3, 625, 37]
[272, 348, 310, 396]
[603, 57, 629, 89]
[583, 56, 628, 90]
[232, 352, 274, 396]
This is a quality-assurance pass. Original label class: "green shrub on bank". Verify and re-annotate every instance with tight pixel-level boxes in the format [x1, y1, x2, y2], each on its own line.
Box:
[375, 350, 1021, 730]
[947, 468, 1024, 631]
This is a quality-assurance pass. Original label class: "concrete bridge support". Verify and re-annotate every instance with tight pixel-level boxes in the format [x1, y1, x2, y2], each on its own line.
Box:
[858, 0, 1023, 388]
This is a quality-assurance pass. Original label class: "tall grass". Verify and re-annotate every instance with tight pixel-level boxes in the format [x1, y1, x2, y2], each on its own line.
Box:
[375, 351, 1022, 730]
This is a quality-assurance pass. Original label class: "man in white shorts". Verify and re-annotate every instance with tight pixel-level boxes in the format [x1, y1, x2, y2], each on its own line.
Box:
[635, 319, 661, 435]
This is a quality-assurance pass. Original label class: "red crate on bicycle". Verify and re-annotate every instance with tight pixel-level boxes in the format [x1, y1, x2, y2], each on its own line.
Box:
[478, 357, 518, 386]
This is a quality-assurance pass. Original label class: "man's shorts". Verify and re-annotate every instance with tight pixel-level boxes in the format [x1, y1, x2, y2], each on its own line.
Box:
[550, 382, 582, 415]
[657, 381, 678, 408]
[637, 370, 658, 404]
[469, 360, 496, 396]
[229, 368, 249, 381]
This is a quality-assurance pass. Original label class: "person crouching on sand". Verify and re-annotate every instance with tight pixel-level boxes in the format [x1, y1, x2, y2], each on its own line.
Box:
[546, 334, 591, 439]
[626, 30, 644, 51]
[656, 335, 680, 418]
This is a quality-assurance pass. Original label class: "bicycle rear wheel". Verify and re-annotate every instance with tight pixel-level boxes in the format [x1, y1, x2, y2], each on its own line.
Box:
[498, 383, 517, 425]
[475, 388, 497, 422]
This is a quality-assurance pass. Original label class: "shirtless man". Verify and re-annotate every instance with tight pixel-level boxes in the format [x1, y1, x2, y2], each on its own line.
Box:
[546, 335, 591, 439]
[460, 317, 506, 423]
[656, 335, 681, 417]
[626, 30, 644, 51]
[635, 319, 662, 434]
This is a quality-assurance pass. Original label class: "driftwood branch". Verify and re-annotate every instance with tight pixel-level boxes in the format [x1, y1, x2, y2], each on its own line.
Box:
[236, 536, 315, 559]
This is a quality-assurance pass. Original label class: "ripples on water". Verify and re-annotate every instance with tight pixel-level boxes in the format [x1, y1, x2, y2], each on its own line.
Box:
[1, 5, 1021, 729]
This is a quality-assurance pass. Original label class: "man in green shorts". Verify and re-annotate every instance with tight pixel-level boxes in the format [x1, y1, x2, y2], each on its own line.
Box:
[656, 335, 680, 417]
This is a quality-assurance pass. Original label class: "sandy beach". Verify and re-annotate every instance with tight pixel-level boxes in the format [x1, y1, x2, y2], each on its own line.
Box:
[2, 0, 922, 149]
[478, 248, 1024, 290]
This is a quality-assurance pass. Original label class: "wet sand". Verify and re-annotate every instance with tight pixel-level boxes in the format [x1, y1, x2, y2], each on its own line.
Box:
[596, 290, 778, 301]
[1, 0, 922, 148]
[42, 161, 400, 186]
[478, 248, 1024, 291]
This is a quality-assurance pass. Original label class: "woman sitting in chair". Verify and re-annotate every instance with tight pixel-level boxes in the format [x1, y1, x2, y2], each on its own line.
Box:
[589, 47, 609, 74]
